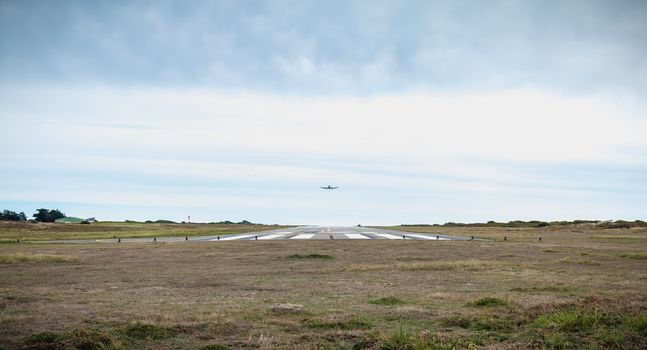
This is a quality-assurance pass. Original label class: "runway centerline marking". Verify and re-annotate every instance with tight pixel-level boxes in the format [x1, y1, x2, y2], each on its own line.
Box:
[290, 234, 315, 239]
[345, 233, 370, 239]
[373, 233, 402, 240]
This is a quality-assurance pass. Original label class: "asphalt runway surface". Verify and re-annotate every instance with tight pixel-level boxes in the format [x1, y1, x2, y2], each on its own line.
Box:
[195, 226, 469, 241]
[60, 226, 470, 243]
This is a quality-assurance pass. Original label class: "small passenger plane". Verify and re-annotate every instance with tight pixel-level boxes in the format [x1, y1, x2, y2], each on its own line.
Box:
[320, 185, 339, 190]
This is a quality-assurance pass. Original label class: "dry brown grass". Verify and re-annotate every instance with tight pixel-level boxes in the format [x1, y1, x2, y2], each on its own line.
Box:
[0, 225, 645, 349]
[0, 253, 78, 264]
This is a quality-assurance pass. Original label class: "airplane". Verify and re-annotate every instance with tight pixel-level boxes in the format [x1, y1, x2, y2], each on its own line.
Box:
[320, 185, 339, 190]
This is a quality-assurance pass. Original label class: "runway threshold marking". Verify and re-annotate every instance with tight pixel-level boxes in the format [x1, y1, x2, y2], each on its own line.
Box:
[290, 234, 315, 239]
[373, 233, 402, 240]
[345, 233, 370, 239]
[404, 234, 450, 240]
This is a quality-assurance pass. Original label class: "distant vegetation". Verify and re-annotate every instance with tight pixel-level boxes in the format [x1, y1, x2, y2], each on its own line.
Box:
[124, 219, 258, 225]
[0, 208, 65, 223]
[2, 208, 263, 226]
[402, 219, 647, 229]
[32, 208, 66, 222]
[210, 220, 255, 225]
[0, 210, 27, 221]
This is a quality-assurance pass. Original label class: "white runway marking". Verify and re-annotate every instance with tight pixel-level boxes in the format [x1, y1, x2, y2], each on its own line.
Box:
[273, 231, 293, 234]
[211, 234, 256, 241]
[258, 234, 288, 240]
[373, 233, 402, 240]
[345, 234, 369, 239]
[290, 234, 315, 239]
[404, 234, 450, 240]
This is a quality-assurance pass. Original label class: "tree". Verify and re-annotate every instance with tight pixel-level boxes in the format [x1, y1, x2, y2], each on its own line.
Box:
[32, 208, 66, 222]
[0, 210, 27, 221]
[48, 209, 65, 221]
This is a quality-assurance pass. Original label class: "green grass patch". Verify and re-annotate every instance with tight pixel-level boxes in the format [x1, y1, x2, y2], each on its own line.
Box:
[471, 315, 516, 332]
[618, 252, 647, 260]
[596, 326, 626, 348]
[530, 309, 647, 349]
[533, 309, 607, 332]
[439, 316, 473, 329]
[540, 331, 572, 350]
[286, 253, 334, 260]
[380, 327, 463, 350]
[122, 323, 181, 340]
[201, 345, 230, 350]
[301, 318, 372, 330]
[0, 253, 77, 264]
[23, 331, 62, 345]
[627, 314, 647, 336]
[467, 297, 508, 308]
[369, 296, 406, 306]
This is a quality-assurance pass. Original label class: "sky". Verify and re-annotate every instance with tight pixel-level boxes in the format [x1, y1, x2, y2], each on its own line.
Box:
[1, 0, 646, 225]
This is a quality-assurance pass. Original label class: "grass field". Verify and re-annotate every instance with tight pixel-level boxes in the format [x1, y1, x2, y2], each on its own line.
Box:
[0, 224, 646, 349]
[0, 221, 292, 242]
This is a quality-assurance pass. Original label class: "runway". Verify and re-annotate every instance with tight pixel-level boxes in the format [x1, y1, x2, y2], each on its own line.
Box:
[190, 226, 469, 242]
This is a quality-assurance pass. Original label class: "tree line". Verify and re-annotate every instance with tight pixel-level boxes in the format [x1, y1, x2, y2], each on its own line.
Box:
[0, 208, 66, 222]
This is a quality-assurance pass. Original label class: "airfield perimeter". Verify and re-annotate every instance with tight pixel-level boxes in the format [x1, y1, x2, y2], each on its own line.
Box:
[0, 222, 646, 349]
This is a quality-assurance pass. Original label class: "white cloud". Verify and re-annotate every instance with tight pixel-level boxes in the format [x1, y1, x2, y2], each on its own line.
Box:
[3, 86, 645, 163]
[1, 86, 645, 224]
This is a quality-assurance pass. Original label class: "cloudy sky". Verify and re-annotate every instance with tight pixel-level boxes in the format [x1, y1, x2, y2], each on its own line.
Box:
[1, 0, 646, 224]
